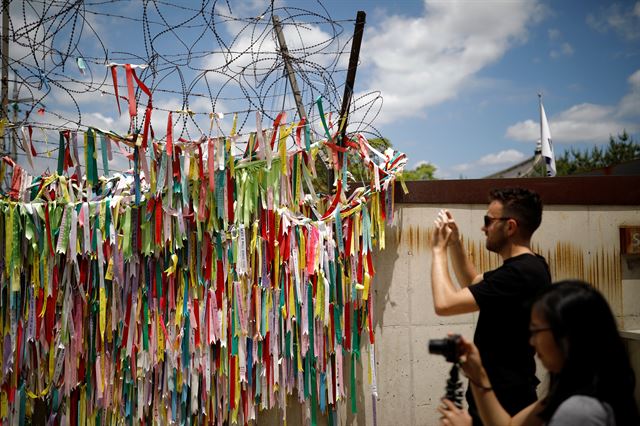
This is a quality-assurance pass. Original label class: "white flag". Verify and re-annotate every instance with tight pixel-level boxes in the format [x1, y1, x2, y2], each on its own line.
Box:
[539, 98, 556, 177]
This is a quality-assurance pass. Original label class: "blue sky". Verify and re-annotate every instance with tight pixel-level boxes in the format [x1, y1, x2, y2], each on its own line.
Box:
[351, 0, 640, 177]
[8, 0, 640, 179]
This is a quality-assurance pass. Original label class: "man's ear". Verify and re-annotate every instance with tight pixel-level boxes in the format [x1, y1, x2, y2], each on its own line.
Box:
[506, 218, 518, 236]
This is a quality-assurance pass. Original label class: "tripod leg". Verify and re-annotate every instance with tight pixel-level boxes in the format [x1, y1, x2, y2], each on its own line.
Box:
[445, 364, 464, 409]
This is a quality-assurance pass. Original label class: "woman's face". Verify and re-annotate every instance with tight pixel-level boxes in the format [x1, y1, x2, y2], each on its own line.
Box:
[529, 307, 565, 373]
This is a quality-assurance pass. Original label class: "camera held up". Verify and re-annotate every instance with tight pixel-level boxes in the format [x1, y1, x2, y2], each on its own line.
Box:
[428, 334, 463, 363]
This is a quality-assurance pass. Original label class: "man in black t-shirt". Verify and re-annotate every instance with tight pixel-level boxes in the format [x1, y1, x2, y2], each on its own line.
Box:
[430, 187, 551, 425]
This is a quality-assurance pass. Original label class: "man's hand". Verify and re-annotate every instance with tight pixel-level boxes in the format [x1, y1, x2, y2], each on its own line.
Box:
[436, 209, 460, 244]
[431, 218, 453, 253]
[438, 399, 472, 426]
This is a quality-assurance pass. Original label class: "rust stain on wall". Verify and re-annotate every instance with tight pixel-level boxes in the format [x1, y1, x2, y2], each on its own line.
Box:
[398, 225, 433, 253]
[542, 243, 622, 315]
[396, 227, 622, 315]
[409, 225, 415, 252]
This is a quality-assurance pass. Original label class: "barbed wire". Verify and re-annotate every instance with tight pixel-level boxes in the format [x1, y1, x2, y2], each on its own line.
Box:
[2, 0, 384, 164]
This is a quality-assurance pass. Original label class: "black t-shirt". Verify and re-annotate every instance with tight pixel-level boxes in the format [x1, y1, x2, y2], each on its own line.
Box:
[468, 253, 551, 400]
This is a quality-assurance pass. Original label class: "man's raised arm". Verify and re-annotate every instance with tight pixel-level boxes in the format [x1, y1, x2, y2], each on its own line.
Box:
[438, 209, 481, 287]
[430, 217, 479, 316]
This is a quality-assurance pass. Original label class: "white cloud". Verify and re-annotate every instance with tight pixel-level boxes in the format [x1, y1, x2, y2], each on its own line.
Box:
[587, 2, 640, 41]
[506, 69, 640, 143]
[201, 11, 336, 85]
[477, 149, 526, 166]
[413, 159, 434, 168]
[87, 112, 115, 126]
[357, 0, 545, 124]
[547, 27, 573, 58]
[451, 163, 472, 173]
[550, 42, 574, 58]
[451, 149, 526, 172]
[618, 69, 640, 118]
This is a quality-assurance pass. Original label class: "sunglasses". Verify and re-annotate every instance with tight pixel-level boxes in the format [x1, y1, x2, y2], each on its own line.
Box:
[529, 326, 552, 336]
[483, 215, 512, 228]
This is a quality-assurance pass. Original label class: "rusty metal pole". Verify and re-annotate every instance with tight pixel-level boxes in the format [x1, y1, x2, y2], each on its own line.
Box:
[1, 0, 10, 154]
[338, 11, 366, 145]
[333, 11, 366, 191]
[272, 14, 306, 122]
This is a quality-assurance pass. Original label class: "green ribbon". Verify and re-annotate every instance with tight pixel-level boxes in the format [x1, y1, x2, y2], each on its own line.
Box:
[304, 122, 311, 152]
[122, 206, 132, 259]
[315, 96, 332, 140]
[350, 353, 357, 413]
[57, 132, 65, 175]
[100, 132, 110, 176]
[142, 296, 149, 351]
[86, 129, 98, 186]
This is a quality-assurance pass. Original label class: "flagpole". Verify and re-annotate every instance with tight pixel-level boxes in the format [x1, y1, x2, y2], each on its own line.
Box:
[539, 93, 556, 177]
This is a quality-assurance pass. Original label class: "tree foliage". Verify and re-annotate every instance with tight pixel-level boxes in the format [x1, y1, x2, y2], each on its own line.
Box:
[401, 162, 437, 180]
[556, 131, 640, 176]
[348, 137, 392, 183]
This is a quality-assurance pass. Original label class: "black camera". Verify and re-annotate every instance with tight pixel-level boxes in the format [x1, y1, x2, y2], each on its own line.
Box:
[429, 334, 463, 363]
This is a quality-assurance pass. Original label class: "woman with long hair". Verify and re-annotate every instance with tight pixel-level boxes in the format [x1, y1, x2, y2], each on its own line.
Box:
[439, 280, 639, 425]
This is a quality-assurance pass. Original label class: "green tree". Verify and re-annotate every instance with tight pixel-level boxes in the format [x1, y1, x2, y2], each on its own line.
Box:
[347, 137, 392, 183]
[401, 162, 437, 180]
[312, 137, 393, 194]
[556, 131, 640, 176]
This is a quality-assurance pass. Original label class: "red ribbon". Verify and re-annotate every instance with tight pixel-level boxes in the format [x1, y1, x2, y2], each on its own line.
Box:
[367, 251, 375, 277]
[27, 126, 37, 156]
[208, 138, 215, 191]
[124, 64, 137, 122]
[166, 112, 173, 157]
[15, 320, 23, 380]
[269, 112, 285, 149]
[122, 293, 132, 351]
[368, 297, 375, 344]
[155, 197, 163, 246]
[193, 298, 201, 348]
[324, 142, 349, 153]
[110, 66, 122, 115]
[131, 67, 153, 149]
[321, 179, 343, 221]
[216, 260, 224, 308]
[295, 118, 306, 148]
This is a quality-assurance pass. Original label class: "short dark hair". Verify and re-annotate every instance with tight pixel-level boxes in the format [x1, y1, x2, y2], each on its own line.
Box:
[488, 187, 542, 238]
[534, 281, 639, 424]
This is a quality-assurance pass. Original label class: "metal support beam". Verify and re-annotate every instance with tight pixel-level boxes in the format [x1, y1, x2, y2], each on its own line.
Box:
[338, 11, 366, 144]
[272, 15, 306, 121]
[11, 81, 19, 161]
[1, 0, 10, 154]
[328, 11, 366, 192]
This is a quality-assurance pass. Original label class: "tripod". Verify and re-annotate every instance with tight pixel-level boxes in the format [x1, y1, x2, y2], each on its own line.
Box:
[444, 363, 464, 408]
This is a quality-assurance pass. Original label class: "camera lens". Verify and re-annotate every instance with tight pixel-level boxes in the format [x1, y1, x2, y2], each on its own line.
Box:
[428, 335, 462, 363]
[428, 339, 448, 355]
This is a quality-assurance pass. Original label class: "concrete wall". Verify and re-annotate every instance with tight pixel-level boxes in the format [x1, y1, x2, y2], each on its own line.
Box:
[259, 177, 640, 425]
[369, 203, 640, 425]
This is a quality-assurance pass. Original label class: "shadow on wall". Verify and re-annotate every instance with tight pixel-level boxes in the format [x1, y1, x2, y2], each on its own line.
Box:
[371, 217, 401, 333]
